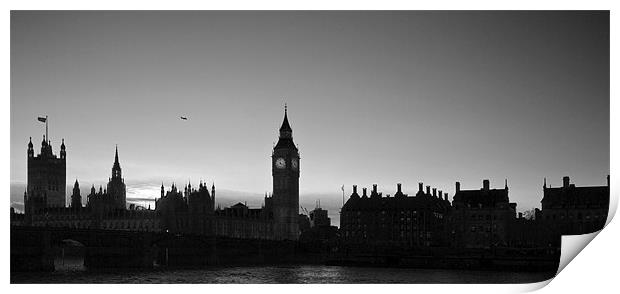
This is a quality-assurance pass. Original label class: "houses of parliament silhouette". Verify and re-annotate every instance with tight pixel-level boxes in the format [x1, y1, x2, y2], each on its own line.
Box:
[16, 107, 301, 241]
[12, 105, 610, 251]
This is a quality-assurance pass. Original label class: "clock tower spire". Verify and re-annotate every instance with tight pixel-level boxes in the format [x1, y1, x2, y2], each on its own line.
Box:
[272, 105, 300, 240]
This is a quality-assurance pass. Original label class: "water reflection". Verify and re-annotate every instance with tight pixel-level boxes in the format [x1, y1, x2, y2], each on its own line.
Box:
[12, 265, 556, 284]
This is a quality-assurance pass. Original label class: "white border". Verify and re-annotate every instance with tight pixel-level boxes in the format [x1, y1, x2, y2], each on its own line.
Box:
[3, 1, 617, 293]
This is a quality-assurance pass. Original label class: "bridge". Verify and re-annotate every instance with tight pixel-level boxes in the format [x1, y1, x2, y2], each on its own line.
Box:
[11, 226, 214, 272]
[11, 226, 298, 272]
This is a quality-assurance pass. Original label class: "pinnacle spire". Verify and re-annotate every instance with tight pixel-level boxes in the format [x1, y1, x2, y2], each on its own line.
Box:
[114, 145, 119, 164]
[112, 145, 122, 178]
[279, 104, 292, 133]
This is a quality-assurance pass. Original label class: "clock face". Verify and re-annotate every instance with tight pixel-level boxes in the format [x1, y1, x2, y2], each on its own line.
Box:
[292, 158, 298, 170]
[275, 157, 286, 169]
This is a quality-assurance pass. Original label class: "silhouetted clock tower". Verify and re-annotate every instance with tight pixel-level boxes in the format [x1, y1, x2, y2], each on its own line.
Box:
[272, 105, 300, 240]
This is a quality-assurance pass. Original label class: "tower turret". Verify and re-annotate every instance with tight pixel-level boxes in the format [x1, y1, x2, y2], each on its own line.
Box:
[27, 132, 66, 210]
[211, 182, 216, 207]
[27, 137, 34, 158]
[40, 135, 47, 156]
[71, 179, 82, 208]
[60, 138, 66, 160]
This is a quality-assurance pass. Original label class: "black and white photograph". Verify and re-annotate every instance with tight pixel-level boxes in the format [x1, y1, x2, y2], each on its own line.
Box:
[8, 9, 613, 286]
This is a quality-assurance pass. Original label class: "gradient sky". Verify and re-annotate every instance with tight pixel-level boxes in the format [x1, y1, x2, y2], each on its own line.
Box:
[10, 11, 609, 225]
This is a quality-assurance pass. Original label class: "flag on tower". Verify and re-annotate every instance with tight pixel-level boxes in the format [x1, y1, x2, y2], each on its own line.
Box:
[37, 116, 47, 123]
[341, 185, 344, 192]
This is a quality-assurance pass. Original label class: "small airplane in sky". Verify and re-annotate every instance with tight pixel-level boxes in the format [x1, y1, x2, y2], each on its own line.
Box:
[180, 116, 188, 120]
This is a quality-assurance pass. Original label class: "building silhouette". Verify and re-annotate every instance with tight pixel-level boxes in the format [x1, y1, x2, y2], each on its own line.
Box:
[299, 204, 338, 247]
[340, 183, 451, 247]
[213, 201, 275, 239]
[155, 181, 215, 235]
[338, 177, 609, 251]
[309, 205, 331, 228]
[537, 176, 609, 235]
[25, 136, 67, 213]
[87, 147, 127, 212]
[450, 179, 516, 249]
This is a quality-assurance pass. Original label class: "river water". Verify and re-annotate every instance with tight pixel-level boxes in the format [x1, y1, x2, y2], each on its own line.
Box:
[11, 257, 556, 284]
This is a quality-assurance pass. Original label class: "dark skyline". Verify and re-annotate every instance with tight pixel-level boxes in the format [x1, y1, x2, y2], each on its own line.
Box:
[10, 11, 609, 225]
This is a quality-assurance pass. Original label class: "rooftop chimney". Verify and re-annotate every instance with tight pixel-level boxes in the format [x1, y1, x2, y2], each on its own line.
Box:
[483, 179, 490, 190]
[456, 182, 460, 193]
[426, 186, 431, 195]
[444, 192, 448, 201]
[397, 183, 402, 193]
[418, 182, 423, 192]
[563, 176, 570, 188]
[353, 185, 358, 194]
[362, 188, 367, 197]
[372, 184, 378, 194]
[432, 188, 437, 197]
[438, 190, 442, 198]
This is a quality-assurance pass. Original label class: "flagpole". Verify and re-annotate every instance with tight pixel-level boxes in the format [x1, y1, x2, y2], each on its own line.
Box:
[45, 115, 48, 142]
